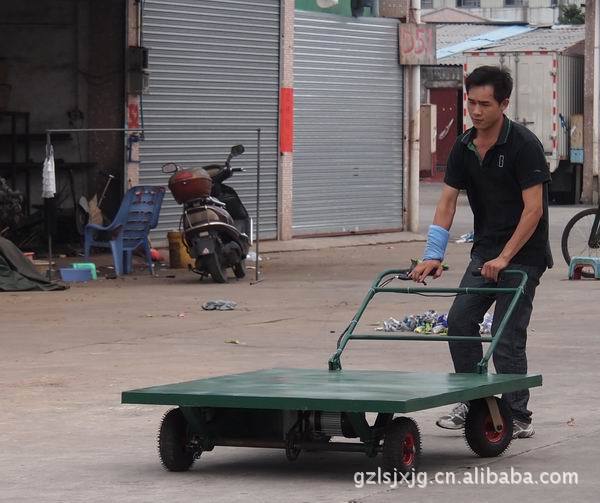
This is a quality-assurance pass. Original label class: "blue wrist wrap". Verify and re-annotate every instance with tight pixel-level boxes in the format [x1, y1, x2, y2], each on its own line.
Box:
[423, 224, 449, 261]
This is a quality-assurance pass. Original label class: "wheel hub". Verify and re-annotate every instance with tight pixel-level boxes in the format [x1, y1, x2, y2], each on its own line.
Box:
[402, 433, 416, 465]
[484, 416, 505, 444]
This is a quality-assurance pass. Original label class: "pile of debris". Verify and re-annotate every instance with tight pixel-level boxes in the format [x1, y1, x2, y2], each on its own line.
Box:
[377, 310, 494, 336]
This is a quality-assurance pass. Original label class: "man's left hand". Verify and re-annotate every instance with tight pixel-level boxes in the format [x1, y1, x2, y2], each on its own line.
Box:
[481, 256, 509, 282]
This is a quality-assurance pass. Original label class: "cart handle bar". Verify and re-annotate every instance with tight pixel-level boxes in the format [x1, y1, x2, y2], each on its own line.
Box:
[327, 269, 527, 374]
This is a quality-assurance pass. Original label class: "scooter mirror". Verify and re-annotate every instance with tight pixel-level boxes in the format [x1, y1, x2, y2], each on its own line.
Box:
[161, 162, 179, 174]
[230, 144, 245, 158]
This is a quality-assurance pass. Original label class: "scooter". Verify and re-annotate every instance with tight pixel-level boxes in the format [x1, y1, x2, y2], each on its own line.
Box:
[162, 145, 251, 283]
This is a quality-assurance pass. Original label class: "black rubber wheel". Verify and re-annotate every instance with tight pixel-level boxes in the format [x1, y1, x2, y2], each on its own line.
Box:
[232, 260, 246, 279]
[285, 444, 301, 461]
[158, 408, 196, 472]
[464, 398, 513, 457]
[382, 417, 421, 474]
[205, 253, 228, 283]
[561, 207, 600, 278]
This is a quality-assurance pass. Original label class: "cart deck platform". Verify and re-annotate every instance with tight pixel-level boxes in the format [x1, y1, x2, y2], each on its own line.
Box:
[122, 368, 542, 414]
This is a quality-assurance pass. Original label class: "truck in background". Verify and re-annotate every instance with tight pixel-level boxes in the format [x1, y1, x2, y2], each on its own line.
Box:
[463, 27, 585, 203]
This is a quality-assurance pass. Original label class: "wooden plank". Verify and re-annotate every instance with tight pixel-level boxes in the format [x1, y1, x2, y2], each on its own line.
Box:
[122, 368, 542, 413]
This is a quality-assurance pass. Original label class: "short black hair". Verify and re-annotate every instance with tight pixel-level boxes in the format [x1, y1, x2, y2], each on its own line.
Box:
[465, 65, 513, 104]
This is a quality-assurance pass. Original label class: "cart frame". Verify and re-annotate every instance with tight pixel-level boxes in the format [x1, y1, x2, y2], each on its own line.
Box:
[328, 268, 528, 374]
[122, 269, 540, 473]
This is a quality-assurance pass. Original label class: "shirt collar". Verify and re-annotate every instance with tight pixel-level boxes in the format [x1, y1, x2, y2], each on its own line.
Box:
[496, 115, 511, 145]
[461, 115, 511, 146]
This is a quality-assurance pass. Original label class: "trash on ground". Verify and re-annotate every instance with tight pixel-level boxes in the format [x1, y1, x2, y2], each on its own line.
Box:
[150, 248, 165, 262]
[377, 310, 448, 335]
[567, 417, 576, 427]
[202, 299, 237, 311]
[377, 310, 493, 336]
[246, 251, 262, 262]
[455, 231, 474, 243]
[225, 339, 246, 345]
[479, 312, 493, 335]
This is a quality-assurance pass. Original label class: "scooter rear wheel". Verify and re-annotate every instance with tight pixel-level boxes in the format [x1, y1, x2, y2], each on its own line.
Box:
[205, 253, 228, 283]
[233, 260, 246, 279]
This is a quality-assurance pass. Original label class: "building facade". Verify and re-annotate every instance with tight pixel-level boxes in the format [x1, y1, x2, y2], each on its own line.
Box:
[422, 0, 581, 25]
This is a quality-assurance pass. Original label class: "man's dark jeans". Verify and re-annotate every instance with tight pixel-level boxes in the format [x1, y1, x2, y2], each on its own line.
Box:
[447, 256, 546, 423]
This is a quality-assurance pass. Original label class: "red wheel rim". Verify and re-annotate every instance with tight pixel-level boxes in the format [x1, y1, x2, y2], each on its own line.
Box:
[484, 415, 505, 443]
[402, 432, 416, 466]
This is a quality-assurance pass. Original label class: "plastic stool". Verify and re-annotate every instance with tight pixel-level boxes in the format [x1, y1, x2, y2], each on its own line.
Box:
[568, 256, 600, 280]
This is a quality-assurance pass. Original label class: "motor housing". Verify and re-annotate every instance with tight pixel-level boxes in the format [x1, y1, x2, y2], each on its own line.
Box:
[308, 412, 357, 438]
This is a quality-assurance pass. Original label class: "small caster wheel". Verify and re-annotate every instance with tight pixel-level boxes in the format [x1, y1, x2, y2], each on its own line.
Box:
[285, 435, 301, 461]
[464, 398, 513, 457]
[382, 417, 421, 474]
[158, 408, 198, 472]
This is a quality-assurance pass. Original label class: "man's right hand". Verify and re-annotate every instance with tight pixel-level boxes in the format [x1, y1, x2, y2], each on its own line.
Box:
[408, 260, 443, 283]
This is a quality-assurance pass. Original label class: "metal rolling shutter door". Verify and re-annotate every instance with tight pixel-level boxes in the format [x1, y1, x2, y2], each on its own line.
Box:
[140, 0, 280, 242]
[293, 11, 404, 235]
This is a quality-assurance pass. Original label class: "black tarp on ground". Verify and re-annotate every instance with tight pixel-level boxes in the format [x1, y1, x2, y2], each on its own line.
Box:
[0, 237, 67, 292]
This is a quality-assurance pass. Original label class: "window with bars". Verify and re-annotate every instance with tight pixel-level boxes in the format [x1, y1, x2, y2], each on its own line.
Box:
[504, 0, 525, 6]
[456, 0, 481, 7]
[421, 0, 434, 8]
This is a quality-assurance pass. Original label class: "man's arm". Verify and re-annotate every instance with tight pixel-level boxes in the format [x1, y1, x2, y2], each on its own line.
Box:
[410, 184, 459, 283]
[481, 183, 544, 281]
[432, 184, 460, 229]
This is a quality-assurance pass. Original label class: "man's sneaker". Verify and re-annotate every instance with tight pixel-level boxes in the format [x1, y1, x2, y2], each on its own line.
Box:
[513, 419, 535, 439]
[436, 402, 469, 430]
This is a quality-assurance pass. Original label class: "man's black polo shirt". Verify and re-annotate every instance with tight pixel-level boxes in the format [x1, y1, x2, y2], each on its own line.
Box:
[444, 115, 552, 267]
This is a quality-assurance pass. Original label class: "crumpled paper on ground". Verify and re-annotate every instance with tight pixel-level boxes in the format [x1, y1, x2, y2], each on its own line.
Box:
[202, 299, 237, 311]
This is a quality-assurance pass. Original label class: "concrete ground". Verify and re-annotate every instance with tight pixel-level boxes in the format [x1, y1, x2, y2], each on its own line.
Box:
[1, 183, 598, 502]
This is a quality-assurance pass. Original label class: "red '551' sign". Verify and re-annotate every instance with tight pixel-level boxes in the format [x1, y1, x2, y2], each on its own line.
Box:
[399, 23, 436, 65]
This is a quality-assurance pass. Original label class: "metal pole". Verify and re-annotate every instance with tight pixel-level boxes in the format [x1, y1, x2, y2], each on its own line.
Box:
[45, 131, 53, 280]
[407, 0, 421, 233]
[46, 128, 144, 134]
[253, 128, 262, 284]
[593, 0, 600, 204]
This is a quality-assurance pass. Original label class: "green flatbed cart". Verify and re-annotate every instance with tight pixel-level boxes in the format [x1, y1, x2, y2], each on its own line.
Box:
[122, 269, 541, 474]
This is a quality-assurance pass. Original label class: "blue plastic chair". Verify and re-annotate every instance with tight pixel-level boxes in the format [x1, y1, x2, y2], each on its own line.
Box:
[84, 186, 165, 275]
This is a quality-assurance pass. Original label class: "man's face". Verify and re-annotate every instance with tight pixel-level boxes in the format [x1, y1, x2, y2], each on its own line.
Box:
[466, 84, 508, 132]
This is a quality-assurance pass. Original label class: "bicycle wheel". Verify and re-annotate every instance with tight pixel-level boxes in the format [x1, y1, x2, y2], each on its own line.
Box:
[561, 207, 600, 277]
